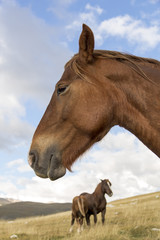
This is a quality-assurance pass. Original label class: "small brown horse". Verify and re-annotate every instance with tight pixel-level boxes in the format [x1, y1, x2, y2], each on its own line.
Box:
[28, 24, 160, 180]
[70, 179, 113, 233]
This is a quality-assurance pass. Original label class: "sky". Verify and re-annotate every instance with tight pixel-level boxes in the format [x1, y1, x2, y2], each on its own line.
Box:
[0, 0, 160, 203]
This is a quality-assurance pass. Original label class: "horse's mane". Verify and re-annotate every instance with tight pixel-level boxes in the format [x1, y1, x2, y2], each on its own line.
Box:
[93, 50, 160, 65]
[65, 50, 160, 85]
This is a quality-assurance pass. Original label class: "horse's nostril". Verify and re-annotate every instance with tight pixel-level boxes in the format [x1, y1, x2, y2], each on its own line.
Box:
[28, 150, 38, 168]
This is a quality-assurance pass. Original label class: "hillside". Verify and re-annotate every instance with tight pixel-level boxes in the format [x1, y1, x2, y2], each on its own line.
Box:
[0, 198, 20, 206]
[0, 201, 72, 220]
[0, 198, 11, 206]
[0, 191, 160, 240]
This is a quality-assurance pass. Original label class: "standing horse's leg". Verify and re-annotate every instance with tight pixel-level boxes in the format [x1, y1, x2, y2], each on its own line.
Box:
[76, 217, 81, 233]
[93, 209, 97, 224]
[85, 213, 90, 226]
[101, 208, 106, 224]
[79, 217, 84, 232]
[77, 217, 84, 233]
[93, 213, 97, 224]
[69, 213, 75, 232]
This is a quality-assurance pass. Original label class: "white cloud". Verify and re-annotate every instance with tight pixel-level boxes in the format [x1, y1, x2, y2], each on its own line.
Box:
[66, 4, 160, 51]
[0, 0, 71, 150]
[0, 176, 19, 199]
[66, 4, 102, 41]
[0, 93, 32, 149]
[0, 1, 70, 103]
[7, 159, 31, 172]
[85, 4, 103, 15]
[0, 97, 33, 150]
[97, 15, 160, 49]
[0, 120, 33, 150]
[0, 94, 25, 118]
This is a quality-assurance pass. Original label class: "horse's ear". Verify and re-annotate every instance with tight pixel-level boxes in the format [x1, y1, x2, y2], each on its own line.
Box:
[79, 24, 94, 63]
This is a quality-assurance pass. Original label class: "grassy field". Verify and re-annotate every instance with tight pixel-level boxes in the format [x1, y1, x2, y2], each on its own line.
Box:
[0, 192, 160, 240]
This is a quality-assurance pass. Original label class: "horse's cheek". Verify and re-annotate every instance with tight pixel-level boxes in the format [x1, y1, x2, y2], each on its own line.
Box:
[61, 98, 76, 121]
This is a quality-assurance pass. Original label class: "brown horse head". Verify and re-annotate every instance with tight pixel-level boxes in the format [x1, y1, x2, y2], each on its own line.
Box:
[100, 179, 113, 197]
[28, 23, 160, 180]
[28, 24, 117, 180]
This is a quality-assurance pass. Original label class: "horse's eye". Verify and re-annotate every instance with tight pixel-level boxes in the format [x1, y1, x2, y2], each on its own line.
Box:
[57, 86, 67, 96]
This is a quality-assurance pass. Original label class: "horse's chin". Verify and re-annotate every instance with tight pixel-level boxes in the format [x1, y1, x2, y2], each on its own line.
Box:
[109, 192, 113, 197]
[35, 171, 48, 179]
[47, 155, 66, 181]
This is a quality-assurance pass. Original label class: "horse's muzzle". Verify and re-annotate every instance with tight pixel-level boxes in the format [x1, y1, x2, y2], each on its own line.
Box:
[47, 154, 66, 180]
[109, 192, 113, 197]
[28, 149, 66, 180]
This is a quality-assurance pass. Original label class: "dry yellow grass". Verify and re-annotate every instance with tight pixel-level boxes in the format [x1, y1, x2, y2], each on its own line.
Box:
[0, 191, 160, 240]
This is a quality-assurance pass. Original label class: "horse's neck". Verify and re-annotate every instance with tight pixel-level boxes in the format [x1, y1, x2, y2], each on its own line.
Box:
[116, 63, 160, 157]
[93, 184, 105, 201]
[120, 102, 160, 156]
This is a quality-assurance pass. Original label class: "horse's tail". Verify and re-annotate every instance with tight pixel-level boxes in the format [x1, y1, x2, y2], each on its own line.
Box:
[77, 196, 86, 217]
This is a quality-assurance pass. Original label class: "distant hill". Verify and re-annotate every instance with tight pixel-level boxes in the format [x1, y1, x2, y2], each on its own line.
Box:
[0, 198, 20, 206]
[0, 198, 11, 206]
[0, 201, 72, 220]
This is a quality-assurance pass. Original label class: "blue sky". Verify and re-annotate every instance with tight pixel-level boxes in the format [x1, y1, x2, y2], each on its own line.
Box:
[0, 0, 160, 203]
